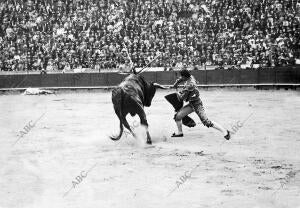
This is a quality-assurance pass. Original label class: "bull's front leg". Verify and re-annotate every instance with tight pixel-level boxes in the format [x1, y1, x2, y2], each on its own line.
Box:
[138, 111, 152, 145]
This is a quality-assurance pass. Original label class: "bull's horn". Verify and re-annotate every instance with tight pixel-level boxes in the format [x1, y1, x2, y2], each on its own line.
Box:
[153, 83, 168, 89]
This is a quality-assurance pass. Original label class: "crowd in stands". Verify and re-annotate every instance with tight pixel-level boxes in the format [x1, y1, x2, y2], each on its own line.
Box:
[0, 0, 299, 72]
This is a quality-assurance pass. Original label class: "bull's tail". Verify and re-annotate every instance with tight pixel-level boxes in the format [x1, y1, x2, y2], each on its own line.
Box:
[110, 87, 132, 141]
[110, 120, 124, 141]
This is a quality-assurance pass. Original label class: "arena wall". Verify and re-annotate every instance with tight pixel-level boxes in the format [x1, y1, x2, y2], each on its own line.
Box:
[0, 66, 299, 89]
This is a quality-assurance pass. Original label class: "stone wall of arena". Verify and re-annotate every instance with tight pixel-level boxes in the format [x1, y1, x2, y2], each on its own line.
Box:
[0, 66, 299, 89]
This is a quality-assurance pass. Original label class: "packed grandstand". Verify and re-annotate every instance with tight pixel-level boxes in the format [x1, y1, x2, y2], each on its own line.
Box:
[0, 0, 299, 72]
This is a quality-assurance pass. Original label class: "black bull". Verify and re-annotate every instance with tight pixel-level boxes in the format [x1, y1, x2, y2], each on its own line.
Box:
[110, 74, 164, 144]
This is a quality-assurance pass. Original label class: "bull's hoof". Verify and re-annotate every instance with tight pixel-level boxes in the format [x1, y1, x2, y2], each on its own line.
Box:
[146, 140, 152, 145]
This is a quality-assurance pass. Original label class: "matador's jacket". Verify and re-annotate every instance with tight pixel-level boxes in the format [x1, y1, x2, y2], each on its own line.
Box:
[173, 76, 201, 103]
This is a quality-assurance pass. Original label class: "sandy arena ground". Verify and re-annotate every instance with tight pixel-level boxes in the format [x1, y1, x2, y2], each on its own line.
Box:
[0, 89, 300, 208]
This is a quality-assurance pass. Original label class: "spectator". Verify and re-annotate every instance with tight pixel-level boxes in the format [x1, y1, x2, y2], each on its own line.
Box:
[0, 0, 299, 72]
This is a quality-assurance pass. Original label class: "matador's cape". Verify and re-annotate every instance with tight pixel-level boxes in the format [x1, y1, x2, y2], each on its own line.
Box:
[165, 93, 196, 128]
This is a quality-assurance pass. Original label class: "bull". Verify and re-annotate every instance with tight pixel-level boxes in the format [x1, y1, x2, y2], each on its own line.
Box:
[110, 74, 165, 144]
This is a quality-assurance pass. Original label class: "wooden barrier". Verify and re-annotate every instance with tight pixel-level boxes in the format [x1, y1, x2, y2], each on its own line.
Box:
[0, 67, 299, 89]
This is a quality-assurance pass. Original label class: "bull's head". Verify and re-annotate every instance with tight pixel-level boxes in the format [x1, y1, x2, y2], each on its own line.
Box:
[144, 82, 166, 107]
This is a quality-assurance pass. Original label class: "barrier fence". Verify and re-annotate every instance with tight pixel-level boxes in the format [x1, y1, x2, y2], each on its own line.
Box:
[0, 67, 299, 89]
